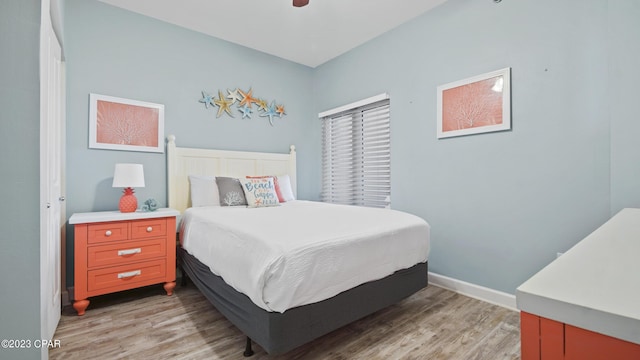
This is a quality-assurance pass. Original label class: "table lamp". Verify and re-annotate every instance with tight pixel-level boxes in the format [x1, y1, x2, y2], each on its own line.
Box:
[112, 163, 145, 212]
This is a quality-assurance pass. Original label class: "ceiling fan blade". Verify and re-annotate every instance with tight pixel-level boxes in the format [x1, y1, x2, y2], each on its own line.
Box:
[293, 0, 309, 7]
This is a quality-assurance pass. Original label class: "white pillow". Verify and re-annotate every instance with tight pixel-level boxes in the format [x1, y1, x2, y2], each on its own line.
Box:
[189, 175, 220, 207]
[277, 175, 295, 202]
[239, 177, 279, 208]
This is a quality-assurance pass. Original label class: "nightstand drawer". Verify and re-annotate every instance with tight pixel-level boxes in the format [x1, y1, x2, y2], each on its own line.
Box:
[131, 218, 167, 239]
[87, 238, 167, 268]
[87, 259, 166, 293]
[87, 222, 129, 244]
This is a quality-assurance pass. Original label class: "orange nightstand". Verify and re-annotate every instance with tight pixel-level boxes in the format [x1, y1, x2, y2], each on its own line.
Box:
[69, 208, 180, 315]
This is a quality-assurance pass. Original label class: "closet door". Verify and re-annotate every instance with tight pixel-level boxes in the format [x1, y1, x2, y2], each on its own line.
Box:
[40, 0, 64, 352]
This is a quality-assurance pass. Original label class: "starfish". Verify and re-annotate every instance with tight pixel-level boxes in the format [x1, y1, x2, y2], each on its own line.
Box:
[199, 91, 214, 109]
[214, 90, 234, 118]
[256, 99, 268, 111]
[238, 88, 257, 108]
[276, 104, 286, 117]
[226, 88, 242, 104]
[260, 100, 278, 126]
[238, 104, 253, 119]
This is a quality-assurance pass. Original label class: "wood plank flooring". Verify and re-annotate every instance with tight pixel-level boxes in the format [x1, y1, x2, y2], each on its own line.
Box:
[50, 283, 520, 359]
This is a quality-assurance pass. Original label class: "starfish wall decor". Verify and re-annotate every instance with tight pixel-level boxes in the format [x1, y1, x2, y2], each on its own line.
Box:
[199, 87, 287, 126]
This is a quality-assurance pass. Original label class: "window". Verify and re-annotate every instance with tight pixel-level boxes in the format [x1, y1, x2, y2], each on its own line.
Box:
[320, 94, 391, 208]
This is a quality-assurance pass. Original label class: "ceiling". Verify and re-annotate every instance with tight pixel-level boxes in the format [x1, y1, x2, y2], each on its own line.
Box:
[99, 0, 449, 68]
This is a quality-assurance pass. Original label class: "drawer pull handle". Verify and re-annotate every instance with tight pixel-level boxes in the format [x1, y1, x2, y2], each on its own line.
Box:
[118, 270, 141, 279]
[117, 248, 141, 256]
[146, 226, 153, 232]
[105, 230, 112, 237]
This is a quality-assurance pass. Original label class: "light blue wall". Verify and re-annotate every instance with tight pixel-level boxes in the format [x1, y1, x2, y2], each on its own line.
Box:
[62, 0, 640, 297]
[0, 1, 43, 359]
[64, 1, 317, 284]
[314, 0, 614, 293]
[610, 1, 640, 213]
[16, 0, 639, 356]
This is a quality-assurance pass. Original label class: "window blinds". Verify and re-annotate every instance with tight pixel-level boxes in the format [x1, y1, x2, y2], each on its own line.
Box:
[321, 97, 390, 208]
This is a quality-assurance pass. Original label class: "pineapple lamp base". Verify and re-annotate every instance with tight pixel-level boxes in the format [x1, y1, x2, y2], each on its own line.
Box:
[119, 187, 138, 213]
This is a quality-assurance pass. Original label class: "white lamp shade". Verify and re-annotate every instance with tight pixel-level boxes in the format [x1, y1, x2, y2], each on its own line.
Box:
[112, 163, 145, 188]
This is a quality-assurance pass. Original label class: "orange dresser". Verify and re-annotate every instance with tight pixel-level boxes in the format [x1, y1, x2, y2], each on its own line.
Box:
[69, 209, 180, 315]
[520, 311, 640, 360]
[516, 208, 640, 359]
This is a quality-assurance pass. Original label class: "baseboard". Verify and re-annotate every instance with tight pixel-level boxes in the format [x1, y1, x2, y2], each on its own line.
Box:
[67, 286, 74, 304]
[428, 272, 518, 311]
[61, 289, 70, 307]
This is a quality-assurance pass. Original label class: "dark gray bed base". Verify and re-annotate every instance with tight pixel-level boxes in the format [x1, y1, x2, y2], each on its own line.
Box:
[177, 246, 428, 356]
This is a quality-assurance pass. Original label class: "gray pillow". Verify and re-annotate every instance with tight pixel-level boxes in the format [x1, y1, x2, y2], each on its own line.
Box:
[216, 177, 248, 206]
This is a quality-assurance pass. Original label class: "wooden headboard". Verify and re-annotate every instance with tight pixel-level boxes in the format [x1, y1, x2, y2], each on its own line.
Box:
[167, 135, 297, 213]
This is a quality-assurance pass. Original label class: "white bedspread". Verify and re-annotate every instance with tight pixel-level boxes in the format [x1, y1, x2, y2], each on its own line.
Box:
[180, 200, 430, 313]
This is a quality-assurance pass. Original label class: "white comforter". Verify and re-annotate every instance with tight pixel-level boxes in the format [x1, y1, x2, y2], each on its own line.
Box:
[180, 200, 430, 313]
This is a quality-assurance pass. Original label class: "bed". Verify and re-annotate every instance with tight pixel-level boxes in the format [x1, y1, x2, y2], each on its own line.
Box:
[167, 135, 430, 356]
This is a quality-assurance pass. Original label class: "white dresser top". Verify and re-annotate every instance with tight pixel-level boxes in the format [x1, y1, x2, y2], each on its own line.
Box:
[516, 208, 640, 345]
[69, 208, 180, 224]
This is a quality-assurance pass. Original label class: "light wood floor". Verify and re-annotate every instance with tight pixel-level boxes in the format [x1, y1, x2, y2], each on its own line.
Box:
[50, 283, 521, 359]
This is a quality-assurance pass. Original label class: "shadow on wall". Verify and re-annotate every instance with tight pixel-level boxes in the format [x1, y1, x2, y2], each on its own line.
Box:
[94, 177, 121, 212]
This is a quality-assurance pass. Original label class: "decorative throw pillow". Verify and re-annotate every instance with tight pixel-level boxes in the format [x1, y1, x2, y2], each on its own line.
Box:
[216, 177, 248, 206]
[246, 175, 284, 202]
[189, 175, 220, 207]
[239, 177, 280, 208]
[277, 175, 295, 202]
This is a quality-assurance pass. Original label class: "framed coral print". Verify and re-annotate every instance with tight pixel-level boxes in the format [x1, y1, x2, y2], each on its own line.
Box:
[437, 67, 511, 139]
[89, 93, 165, 153]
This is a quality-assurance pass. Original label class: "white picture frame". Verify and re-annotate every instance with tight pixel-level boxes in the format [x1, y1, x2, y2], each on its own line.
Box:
[89, 93, 165, 153]
[437, 67, 511, 139]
